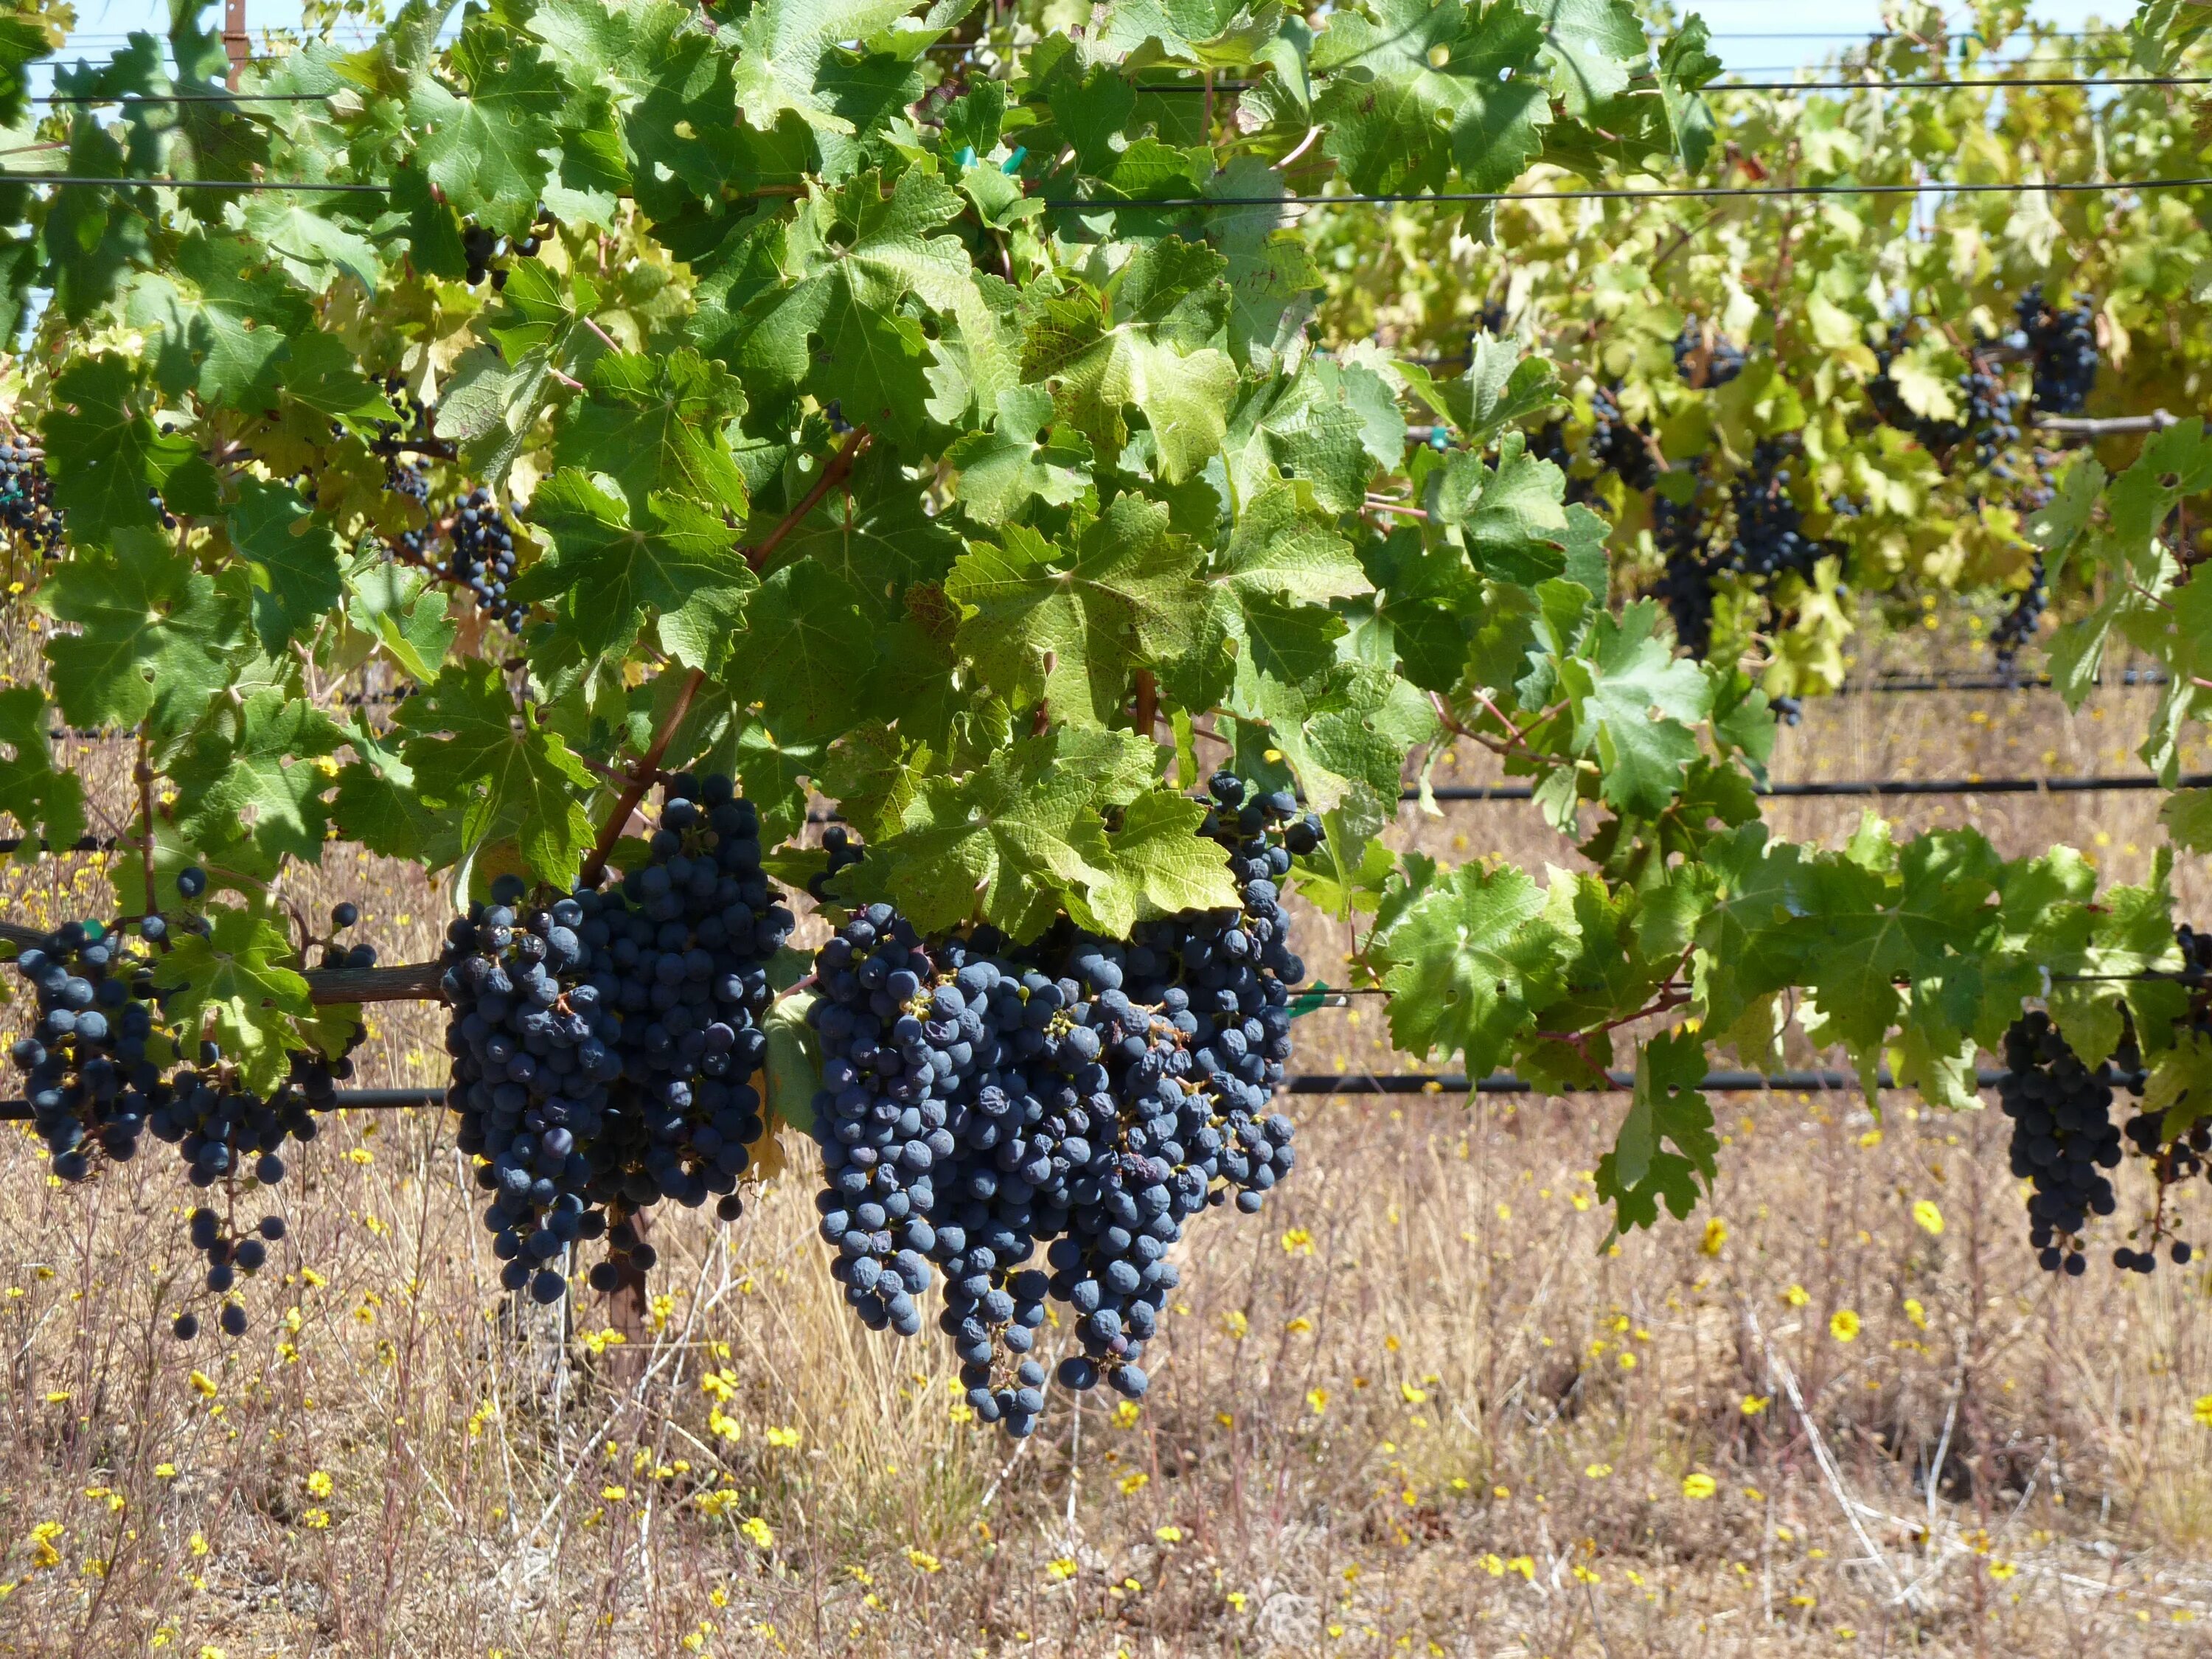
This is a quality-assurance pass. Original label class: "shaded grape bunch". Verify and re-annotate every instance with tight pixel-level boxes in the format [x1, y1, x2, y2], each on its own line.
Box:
[1587, 385, 1657, 491]
[805, 771, 1312, 1436]
[9, 918, 169, 1183]
[2180, 923, 2212, 987]
[1990, 554, 2047, 672]
[1722, 438, 1823, 585]
[1672, 319, 1744, 389]
[1953, 355, 2024, 475]
[0, 439, 62, 560]
[1873, 328, 2021, 470]
[2094, 923, 2212, 1272]
[1998, 1009, 2126, 1276]
[8, 879, 348, 1340]
[445, 778, 786, 1305]
[461, 206, 552, 289]
[1650, 484, 1716, 658]
[445, 875, 622, 1307]
[2119, 1105, 2207, 1270]
[807, 909, 959, 1346]
[155, 1041, 335, 1338]
[2016, 282, 2099, 416]
[445, 487, 525, 633]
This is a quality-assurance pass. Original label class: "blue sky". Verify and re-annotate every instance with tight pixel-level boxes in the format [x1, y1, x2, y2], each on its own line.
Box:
[41, 0, 2143, 74]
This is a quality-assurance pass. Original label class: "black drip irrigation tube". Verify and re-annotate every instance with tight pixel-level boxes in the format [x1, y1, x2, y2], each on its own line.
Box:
[6, 1066, 2141, 1121]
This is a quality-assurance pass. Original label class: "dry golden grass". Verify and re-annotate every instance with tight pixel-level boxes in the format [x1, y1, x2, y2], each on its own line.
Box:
[4, 644, 2212, 1657]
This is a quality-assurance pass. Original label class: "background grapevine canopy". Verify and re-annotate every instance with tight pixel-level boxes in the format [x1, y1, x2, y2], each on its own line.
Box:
[0, 0, 2209, 1291]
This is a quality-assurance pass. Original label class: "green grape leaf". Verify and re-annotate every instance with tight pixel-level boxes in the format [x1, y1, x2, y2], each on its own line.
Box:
[1093, 0, 1288, 66]
[406, 21, 563, 236]
[128, 231, 313, 411]
[1229, 658, 1436, 833]
[41, 357, 193, 543]
[1407, 332, 1561, 450]
[552, 348, 751, 520]
[38, 530, 243, 732]
[397, 664, 598, 882]
[1688, 822, 1813, 1035]
[1535, 0, 1648, 114]
[1234, 358, 1400, 515]
[1557, 601, 1711, 815]
[2146, 1029, 2212, 1140]
[511, 470, 759, 668]
[1021, 237, 1237, 482]
[2161, 788, 2212, 852]
[1652, 15, 1719, 170]
[813, 286, 938, 451]
[168, 690, 348, 866]
[1312, 0, 1551, 196]
[946, 493, 1208, 726]
[152, 905, 313, 1096]
[768, 448, 966, 625]
[279, 332, 402, 437]
[1378, 860, 1579, 1078]
[332, 722, 453, 869]
[0, 13, 46, 131]
[1595, 1026, 1719, 1234]
[1172, 482, 1370, 706]
[726, 559, 875, 742]
[344, 557, 457, 684]
[0, 686, 86, 855]
[229, 477, 345, 656]
[728, 0, 931, 134]
[762, 986, 823, 1136]
[1794, 832, 2008, 1099]
[1422, 432, 1570, 585]
[944, 384, 1095, 526]
[856, 726, 1159, 941]
[240, 193, 384, 294]
[1072, 788, 1243, 937]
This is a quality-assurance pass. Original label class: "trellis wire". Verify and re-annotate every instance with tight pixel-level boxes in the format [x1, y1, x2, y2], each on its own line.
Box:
[0, 1064, 2132, 1120]
[1084, 74, 2212, 94]
[4, 175, 2210, 206]
[1040, 178, 2212, 209]
[1, 768, 2204, 857]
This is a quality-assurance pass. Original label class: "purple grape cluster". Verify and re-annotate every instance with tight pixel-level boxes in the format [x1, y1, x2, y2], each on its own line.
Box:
[2016, 282, 2099, 416]
[444, 775, 789, 1304]
[8, 885, 361, 1340]
[804, 773, 1312, 1436]
[0, 439, 60, 560]
[1999, 1009, 2126, 1276]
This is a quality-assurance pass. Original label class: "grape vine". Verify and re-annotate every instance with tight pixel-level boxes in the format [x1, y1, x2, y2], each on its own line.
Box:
[0, 0, 2204, 1400]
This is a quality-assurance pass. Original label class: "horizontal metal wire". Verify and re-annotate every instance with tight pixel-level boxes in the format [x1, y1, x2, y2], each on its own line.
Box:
[0, 1065, 2130, 1119]
[0, 173, 2202, 205]
[29, 92, 335, 103]
[1413, 771, 2212, 804]
[1110, 74, 2212, 94]
[0, 174, 383, 191]
[1042, 178, 2212, 209]
[0, 768, 2201, 858]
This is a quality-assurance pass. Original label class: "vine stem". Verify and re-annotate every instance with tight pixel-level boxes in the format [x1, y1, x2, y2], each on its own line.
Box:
[1133, 669, 1157, 740]
[749, 426, 872, 571]
[577, 669, 705, 891]
[574, 427, 873, 891]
